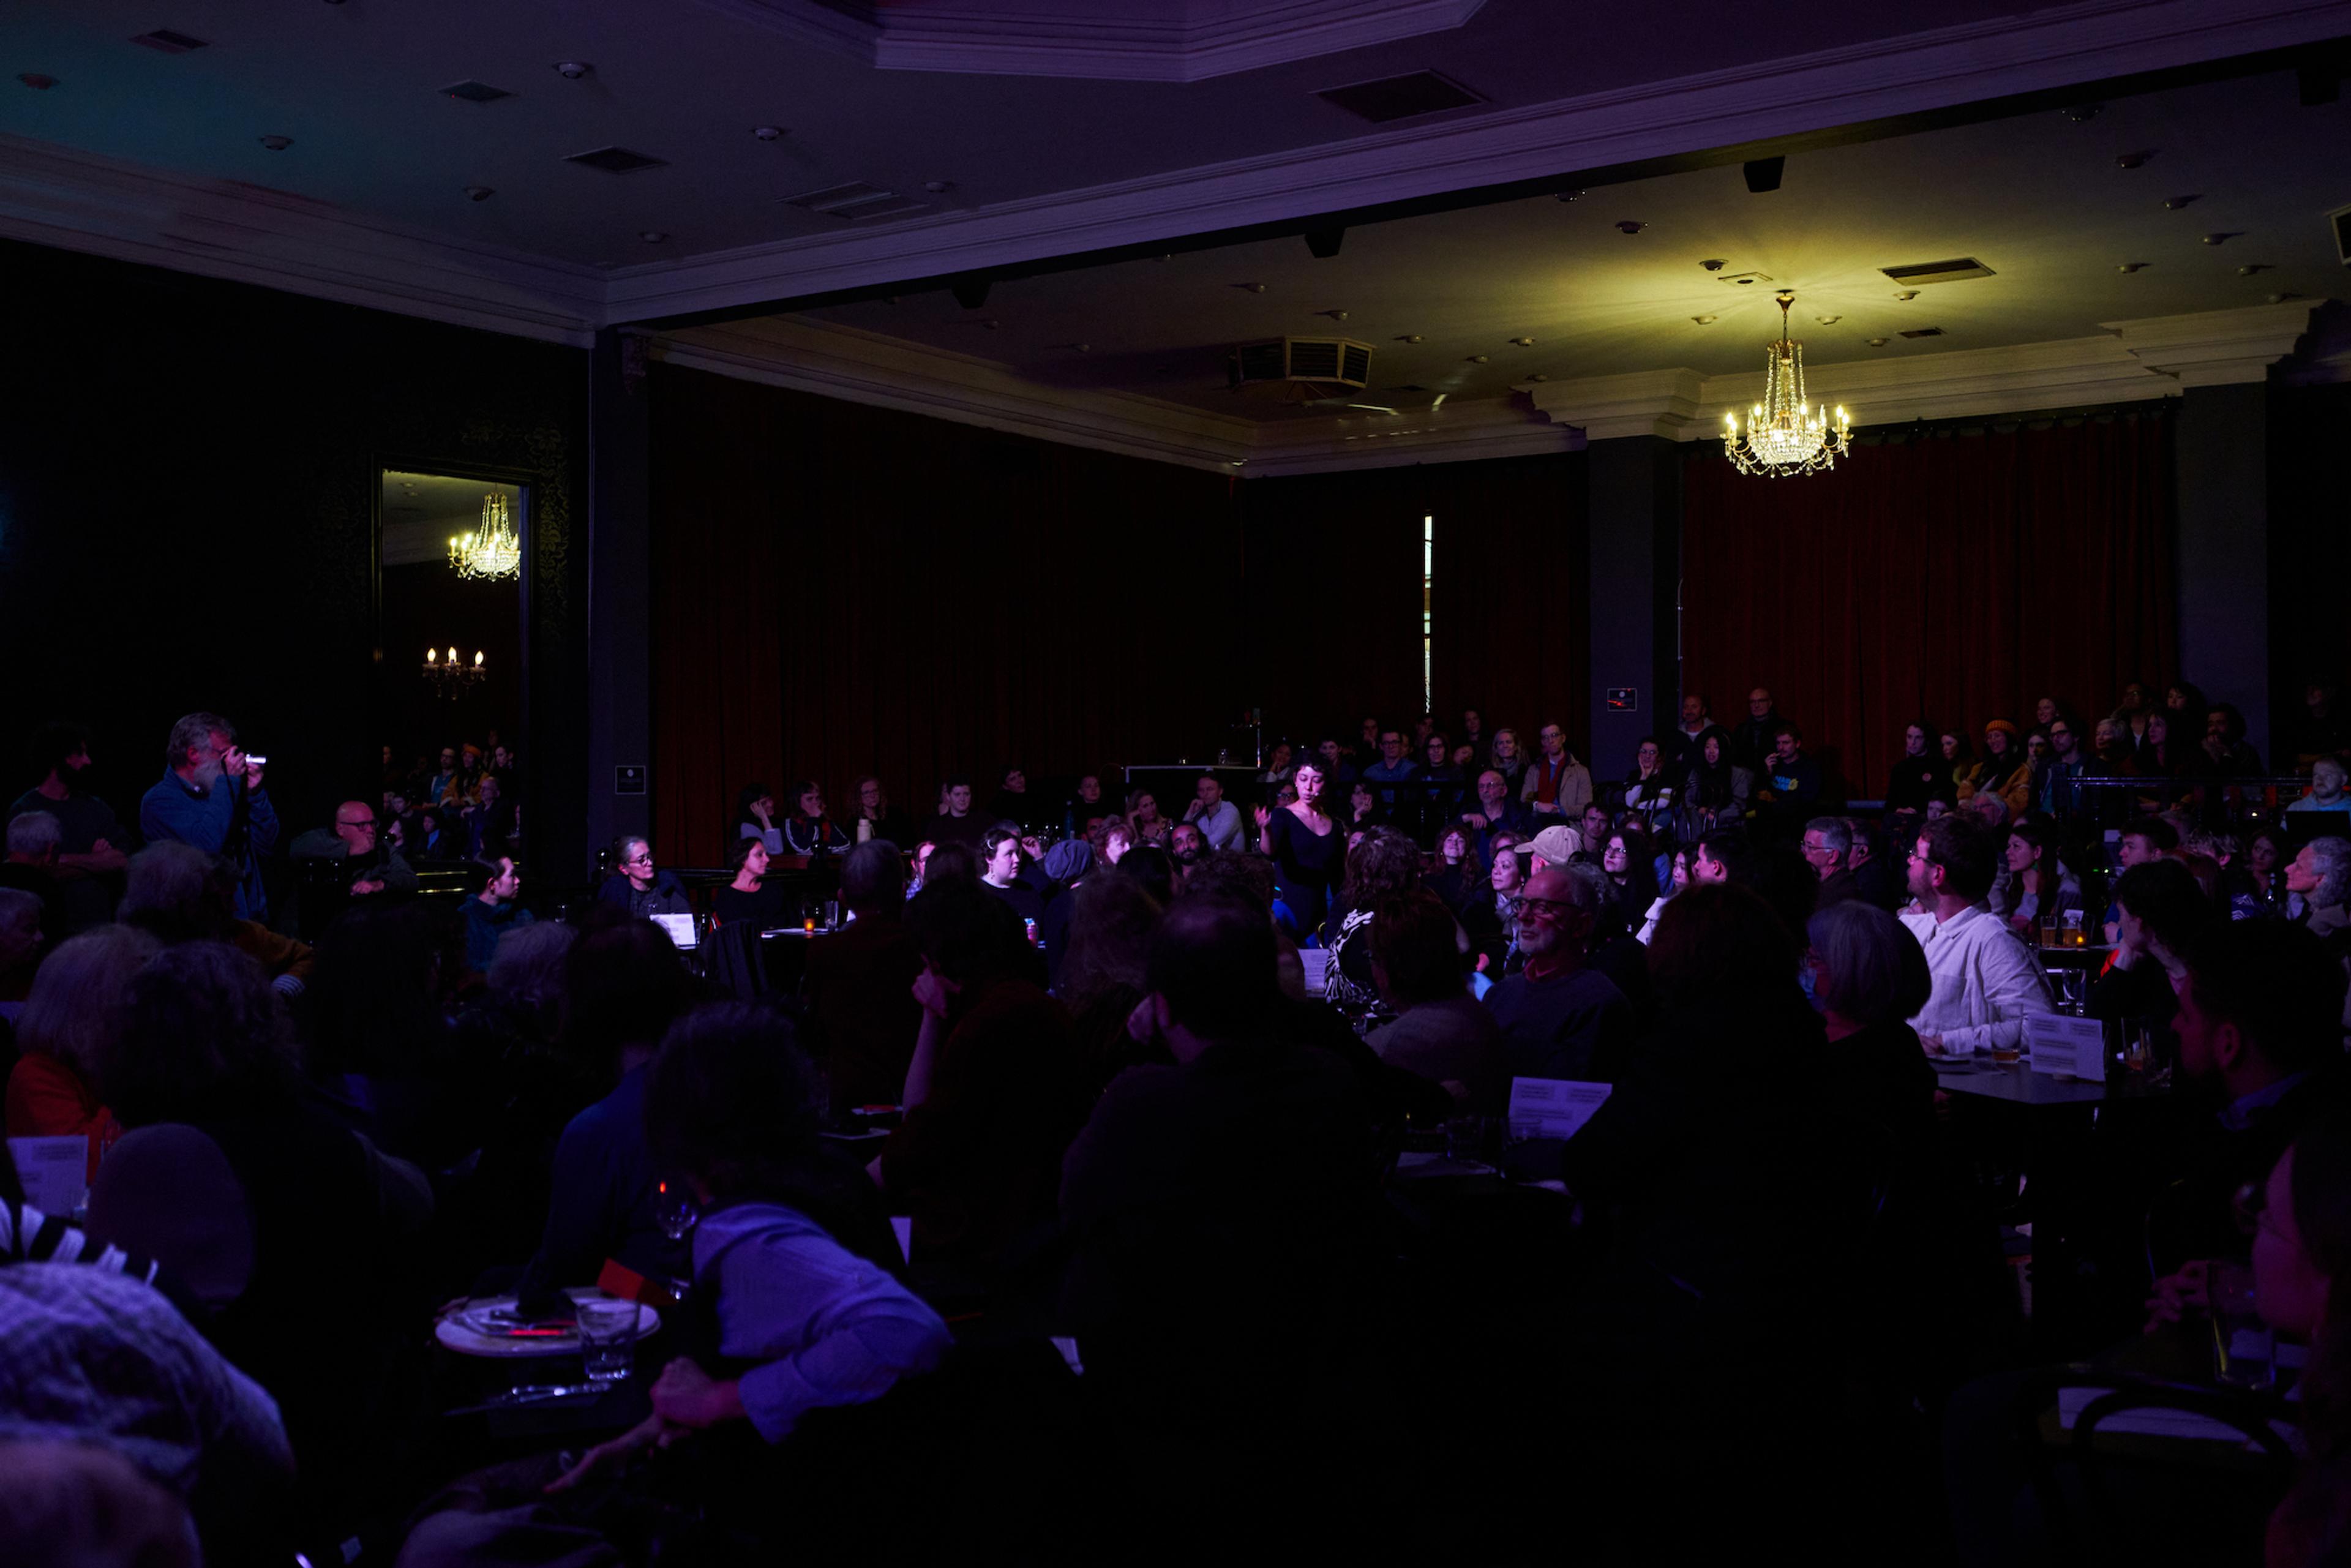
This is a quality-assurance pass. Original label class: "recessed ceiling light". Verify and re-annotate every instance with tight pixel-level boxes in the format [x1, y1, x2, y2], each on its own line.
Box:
[1467, 354, 1490, 364]
[1893, 289, 1919, 300]
[2269, 292, 2300, 304]
[1234, 282, 1267, 293]
[1230, 460, 1247, 468]
[1528, 373, 1550, 382]
[258, 135, 293, 151]
[553, 61, 593, 80]
[981, 319, 1000, 329]
[1071, 343, 1090, 353]
[464, 186, 494, 201]
[1692, 314, 1717, 324]
[752, 126, 786, 141]
[1867, 337, 1889, 347]
[1814, 315, 1840, 325]
[1318, 309, 1349, 320]
[2238, 263, 2272, 276]
[1700, 258, 1727, 271]
[922, 180, 954, 193]
[1556, 189, 1583, 203]
[2061, 103, 2102, 122]
[2117, 261, 2148, 273]
[2114, 150, 2151, 170]
[18, 73, 57, 89]
[2202, 232, 2241, 246]
[1397, 334, 1424, 343]
[1615, 220, 1646, 234]
[639, 230, 668, 243]
[1508, 337, 1535, 347]
[441, 80, 516, 104]
[2164, 194, 2200, 210]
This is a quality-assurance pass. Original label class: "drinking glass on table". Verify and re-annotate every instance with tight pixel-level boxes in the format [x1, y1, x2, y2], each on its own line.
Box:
[2210, 1262, 2274, 1388]
[2061, 909, 2085, 948]
[575, 1297, 641, 1386]
[1444, 1114, 1490, 1164]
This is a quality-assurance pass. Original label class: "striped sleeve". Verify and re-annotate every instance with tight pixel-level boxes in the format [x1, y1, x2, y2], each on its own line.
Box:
[1, 1201, 162, 1285]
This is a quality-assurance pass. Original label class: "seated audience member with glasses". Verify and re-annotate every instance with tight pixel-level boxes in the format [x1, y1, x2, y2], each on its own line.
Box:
[598, 836, 691, 919]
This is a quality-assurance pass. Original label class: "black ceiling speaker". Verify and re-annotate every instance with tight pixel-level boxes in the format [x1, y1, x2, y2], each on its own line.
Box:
[1304, 226, 1346, 259]
[951, 277, 991, 310]
[1743, 156, 1785, 194]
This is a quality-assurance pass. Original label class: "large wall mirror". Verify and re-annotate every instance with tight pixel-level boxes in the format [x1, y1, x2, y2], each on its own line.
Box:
[378, 467, 527, 864]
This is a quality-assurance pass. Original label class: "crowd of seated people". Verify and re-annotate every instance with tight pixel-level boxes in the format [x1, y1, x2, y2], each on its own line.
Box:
[1, 680, 2349, 1566]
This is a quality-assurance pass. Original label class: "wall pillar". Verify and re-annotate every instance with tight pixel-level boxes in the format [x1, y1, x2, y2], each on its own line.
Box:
[1583, 435, 1683, 775]
[2173, 381, 2270, 767]
[585, 328, 653, 869]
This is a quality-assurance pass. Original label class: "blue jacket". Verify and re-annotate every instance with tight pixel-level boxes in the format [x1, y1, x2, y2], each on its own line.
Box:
[140, 768, 279, 923]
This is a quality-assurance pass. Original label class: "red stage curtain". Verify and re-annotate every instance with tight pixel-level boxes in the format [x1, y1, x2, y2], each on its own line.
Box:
[1237, 453, 1588, 754]
[650, 366, 1245, 862]
[1680, 414, 2176, 800]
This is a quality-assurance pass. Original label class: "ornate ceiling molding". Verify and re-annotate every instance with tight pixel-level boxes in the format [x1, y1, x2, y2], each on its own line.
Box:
[1520, 300, 2323, 438]
[0, 133, 604, 347]
[689, 0, 1489, 82]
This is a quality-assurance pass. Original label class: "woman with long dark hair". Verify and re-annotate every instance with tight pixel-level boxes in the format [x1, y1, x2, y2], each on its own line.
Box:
[1678, 726, 1750, 842]
[1601, 823, 1661, 935]
[1940, 728, 1981, 804]
[1997, 820, 2080, 937]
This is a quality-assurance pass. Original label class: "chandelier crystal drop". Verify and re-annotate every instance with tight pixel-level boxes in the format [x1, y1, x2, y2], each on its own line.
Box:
[1722, 291, 1851, 478]
[448, 493, 522, 580]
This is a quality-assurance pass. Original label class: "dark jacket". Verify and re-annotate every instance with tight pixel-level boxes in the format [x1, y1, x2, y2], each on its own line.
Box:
[596, 870, 691, 917]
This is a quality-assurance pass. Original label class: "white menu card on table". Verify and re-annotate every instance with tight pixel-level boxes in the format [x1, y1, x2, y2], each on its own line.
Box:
[1506, 1078, 1613, 1141]
[2026, 1013, 2106, 1079]
[7, 1135, 87, 1218]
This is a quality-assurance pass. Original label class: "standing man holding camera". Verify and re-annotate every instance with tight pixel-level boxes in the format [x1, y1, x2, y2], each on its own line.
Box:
[140, 711, 279, 924]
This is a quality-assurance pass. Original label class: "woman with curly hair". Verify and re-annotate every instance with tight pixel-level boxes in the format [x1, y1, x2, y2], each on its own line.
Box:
[1325, 827, 1438, 1013]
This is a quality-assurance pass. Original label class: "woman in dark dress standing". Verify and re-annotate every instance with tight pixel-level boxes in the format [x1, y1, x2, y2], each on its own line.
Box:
[1256, 760, 1343, 942]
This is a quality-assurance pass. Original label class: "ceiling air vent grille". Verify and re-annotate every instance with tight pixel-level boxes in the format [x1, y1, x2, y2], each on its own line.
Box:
[131, 30, 208, 53]
[1880, 257, 1996, 285]
[441, 80, 514, 103]
[1899, 326, 1946, 339]
[566, 146, 669, 174]
[1316, 70, 1484, 124]
[782, 182, 929, 221]
[1230, 336, 1375, 402]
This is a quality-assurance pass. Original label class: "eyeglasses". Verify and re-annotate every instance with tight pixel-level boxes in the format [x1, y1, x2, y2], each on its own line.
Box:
[338, 819, 378, 831]
[1516, 896, 1570, 918]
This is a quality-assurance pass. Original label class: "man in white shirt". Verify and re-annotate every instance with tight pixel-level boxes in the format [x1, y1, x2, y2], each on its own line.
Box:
[1899, 815, 2055, 1057]
[1182, 773, 1245, 852]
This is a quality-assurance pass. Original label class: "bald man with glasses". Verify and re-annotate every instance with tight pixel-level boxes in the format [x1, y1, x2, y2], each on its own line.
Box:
[290, 800, 419, 900]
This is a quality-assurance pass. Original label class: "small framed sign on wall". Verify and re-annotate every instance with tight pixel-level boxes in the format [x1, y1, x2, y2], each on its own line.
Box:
[615, 765, 647, 796]
[1605, 688, 1639, 712]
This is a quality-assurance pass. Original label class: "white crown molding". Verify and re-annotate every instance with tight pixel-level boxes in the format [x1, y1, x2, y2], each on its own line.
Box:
[1523, 301, 2323, 438]
[649, 313, 1572, 475]
[1243, 395, 1577, 475]
[653, 317, 1261, 472]
[0, 134, 605, 347]
[691, 0, 1488, 83]
[604, 0, 2351, 323]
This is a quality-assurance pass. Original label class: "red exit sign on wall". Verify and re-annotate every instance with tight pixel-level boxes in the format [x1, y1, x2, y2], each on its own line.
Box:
[1605, 688, 1638, 711]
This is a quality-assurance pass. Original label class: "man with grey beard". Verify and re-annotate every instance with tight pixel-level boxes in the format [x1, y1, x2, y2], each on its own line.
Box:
[1480, 861, 1633, 1081]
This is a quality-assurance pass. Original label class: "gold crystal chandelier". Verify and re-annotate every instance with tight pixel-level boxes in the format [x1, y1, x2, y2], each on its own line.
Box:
[448, 493, 521, 580]
[1723, 291, 1851, 478]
